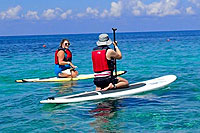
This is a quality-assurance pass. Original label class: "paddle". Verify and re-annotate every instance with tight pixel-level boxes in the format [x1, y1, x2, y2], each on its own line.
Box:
[112, 28, 117, 78]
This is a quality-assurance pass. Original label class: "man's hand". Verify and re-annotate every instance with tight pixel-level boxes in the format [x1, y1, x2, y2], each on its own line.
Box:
[113, 41, 118, 46]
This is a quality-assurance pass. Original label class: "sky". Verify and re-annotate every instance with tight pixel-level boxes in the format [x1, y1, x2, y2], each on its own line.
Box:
[0, 0, 200, 36]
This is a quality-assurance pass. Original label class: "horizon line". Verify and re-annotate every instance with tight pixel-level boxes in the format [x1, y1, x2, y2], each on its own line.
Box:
[0, 29, 200, 37]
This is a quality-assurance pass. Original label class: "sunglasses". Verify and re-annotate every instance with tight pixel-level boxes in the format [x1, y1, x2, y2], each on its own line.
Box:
[65, 42, 70, 46]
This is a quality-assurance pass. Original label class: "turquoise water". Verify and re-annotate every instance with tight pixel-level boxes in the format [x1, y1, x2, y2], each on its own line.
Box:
[0, 31, 200, 132]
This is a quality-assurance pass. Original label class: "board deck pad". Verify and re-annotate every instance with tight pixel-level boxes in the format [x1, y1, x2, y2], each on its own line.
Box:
[48, 83, 146, 100]
[101, 83, 146, 94]
[40, 75, 177, 104]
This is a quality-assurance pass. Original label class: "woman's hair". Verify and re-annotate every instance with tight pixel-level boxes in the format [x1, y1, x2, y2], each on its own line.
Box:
[60, 39, 69, 47]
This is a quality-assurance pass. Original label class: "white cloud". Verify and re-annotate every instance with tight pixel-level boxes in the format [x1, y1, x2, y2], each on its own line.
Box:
[100, 9, 109, 18]
[55, 8, 63, 13]
[132, 9, 141, 16]
[42, 9, 56, 20]
[186, 6, 195, 14]
[42, 8, 72, 20]
[0, 5, 22, 20]
[110, 1, 122, 17]
[86, 7, 99, 16]
[0, 1, 193, 21]
[0, 12, 6, 19]
[77, 1, 122, 18]
[148, 0, 180, 16]
[25, 11, 39, 20]
[77, 7, 99, 18]
[129, 0, 180, 17]
[60, 10, 72, 19]
[100, 1, 123, 18]
[130, 1, 145, 16]
[77, 13, 85, 17]
[188, 0, 200, 7]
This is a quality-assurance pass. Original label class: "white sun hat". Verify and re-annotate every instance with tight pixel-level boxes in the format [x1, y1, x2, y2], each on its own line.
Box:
[96, 33, 112, 46]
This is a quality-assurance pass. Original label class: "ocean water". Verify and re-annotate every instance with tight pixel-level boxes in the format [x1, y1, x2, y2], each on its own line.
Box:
[0, 30, 200, 132]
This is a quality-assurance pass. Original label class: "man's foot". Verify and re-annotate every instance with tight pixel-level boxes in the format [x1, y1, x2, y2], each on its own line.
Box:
[102, 83, 114, 91]
[96, 87, 101, 91]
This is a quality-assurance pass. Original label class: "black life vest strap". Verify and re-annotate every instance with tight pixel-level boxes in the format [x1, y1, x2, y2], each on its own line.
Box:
[57, 47, 72, 62]
[57, 47, 66, 52]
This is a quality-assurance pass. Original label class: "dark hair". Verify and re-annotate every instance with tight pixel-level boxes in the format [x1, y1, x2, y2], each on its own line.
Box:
[60, 39, 69, 47]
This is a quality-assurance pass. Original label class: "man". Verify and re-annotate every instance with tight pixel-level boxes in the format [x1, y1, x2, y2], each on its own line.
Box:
[92, 34, 129, 91]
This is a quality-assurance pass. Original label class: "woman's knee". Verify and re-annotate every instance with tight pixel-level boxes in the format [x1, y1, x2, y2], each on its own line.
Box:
[71, 71, 78, 77]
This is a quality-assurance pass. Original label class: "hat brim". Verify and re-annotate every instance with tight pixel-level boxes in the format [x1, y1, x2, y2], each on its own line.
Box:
[96, 38, 112, 46]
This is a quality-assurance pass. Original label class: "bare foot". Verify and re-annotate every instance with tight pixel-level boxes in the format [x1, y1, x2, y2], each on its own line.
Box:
[102, 83, 114, 91]
[96, 87, 101, 91]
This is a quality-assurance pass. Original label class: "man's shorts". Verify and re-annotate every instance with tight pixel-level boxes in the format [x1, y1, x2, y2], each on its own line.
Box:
[93, 76, 118, 89]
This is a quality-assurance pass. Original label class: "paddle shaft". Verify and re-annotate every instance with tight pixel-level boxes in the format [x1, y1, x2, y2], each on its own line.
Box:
[112, 28, 117, 77]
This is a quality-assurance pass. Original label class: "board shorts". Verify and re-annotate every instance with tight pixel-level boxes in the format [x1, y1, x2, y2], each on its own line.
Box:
[55, 64, 71, 77]
[93, 76, 118, 89]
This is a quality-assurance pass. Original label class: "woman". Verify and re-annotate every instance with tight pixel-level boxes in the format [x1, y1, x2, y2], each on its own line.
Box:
[55, 39, 78, 78]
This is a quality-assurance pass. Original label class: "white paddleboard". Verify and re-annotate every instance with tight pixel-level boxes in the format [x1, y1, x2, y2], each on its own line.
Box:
[40, 75, 177, 104]
[15, 71, 126, 83]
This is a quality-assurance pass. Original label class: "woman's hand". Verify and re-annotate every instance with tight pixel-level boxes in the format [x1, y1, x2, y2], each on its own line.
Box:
[69, 62, 77, 69]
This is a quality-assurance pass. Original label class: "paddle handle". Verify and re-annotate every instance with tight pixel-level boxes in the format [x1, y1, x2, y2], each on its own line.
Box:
[112, 28, 117, 51]
[112, 28, 117, 77]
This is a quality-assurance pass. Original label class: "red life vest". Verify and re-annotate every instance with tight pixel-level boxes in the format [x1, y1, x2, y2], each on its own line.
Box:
[92, 46, 114, 73]
[55, 47, 72, 65]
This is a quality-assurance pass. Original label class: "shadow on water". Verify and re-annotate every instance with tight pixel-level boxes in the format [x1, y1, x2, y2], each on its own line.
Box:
[88, 92, 165, 132]
[50, 81, 78, 95]
[89, 99, 122, 132]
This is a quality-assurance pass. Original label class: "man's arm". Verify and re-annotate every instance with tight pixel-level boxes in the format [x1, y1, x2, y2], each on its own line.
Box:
[106, 42, 122, 60]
